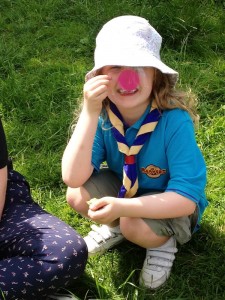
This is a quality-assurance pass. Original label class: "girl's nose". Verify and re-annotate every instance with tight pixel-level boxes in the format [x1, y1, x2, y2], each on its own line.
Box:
[117, 68, 139, 91]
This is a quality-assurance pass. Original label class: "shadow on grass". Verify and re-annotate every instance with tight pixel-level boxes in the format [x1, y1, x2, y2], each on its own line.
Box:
[66, 241, 146, 299]
[173, 222, 225, 300]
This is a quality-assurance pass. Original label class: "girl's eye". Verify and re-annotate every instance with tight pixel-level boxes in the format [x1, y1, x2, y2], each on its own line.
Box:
[110, 66, 121, 71]
[108, 66, 122, 74]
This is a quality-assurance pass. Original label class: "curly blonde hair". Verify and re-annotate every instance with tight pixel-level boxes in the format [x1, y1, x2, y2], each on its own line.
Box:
[152, 69, 199, 124]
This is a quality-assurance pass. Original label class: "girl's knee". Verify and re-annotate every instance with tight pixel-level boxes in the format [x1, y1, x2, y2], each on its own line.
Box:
[66, 186, 89, 215]
[120, 217, 138, 241]
[66, 187, 78, 206]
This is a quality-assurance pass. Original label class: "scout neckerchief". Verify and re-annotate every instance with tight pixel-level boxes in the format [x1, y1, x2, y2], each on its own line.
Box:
[106, 101, 161, 198]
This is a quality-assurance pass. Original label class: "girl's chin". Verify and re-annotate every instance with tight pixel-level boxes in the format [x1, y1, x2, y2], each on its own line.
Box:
[111, 99, 141, 110]
[110, 93, 139, 103]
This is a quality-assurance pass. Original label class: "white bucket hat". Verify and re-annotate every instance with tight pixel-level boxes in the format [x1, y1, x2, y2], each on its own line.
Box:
[85, 15, 178, 86]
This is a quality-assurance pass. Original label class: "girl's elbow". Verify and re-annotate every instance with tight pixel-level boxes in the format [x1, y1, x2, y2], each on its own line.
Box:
[62, 175, 77, 188]
[62, 173, 88, 188]
[186, 200, 197, 215]
[61, 171, 75, 187]
[62, 165, 93, 188]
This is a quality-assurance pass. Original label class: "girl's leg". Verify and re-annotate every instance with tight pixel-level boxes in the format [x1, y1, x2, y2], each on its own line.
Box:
[119, 214, 195, 289]
[120, 217, 169, 248]
[66, 169, 124, 256]
[66, 168, 122, 217]
[66, 185, 90, 217]
[120, 216, 177, 289]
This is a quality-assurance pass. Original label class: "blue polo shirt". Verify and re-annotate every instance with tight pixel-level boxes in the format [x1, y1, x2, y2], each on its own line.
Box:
[91, 106, 208, 225]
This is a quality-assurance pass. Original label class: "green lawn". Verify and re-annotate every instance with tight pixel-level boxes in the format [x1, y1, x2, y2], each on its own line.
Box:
[0, 0, 225, 299]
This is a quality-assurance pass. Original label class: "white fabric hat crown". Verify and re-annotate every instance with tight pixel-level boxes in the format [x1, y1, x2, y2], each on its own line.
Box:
[86, 15, 178, 86]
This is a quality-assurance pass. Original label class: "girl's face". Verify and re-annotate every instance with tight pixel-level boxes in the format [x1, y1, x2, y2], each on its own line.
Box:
[101, 66, 155, 111]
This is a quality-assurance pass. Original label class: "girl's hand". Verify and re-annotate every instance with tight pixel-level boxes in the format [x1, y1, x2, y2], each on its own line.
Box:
[83, 75, 111, 114]
[87, 197, 122, 224]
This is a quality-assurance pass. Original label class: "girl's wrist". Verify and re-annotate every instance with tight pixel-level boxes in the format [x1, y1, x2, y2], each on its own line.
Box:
[118, 198, 130, 217]
[82, 104, 101, 118]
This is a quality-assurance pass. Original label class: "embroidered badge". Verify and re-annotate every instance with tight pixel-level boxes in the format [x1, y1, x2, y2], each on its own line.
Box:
[141, 164, 166, 178]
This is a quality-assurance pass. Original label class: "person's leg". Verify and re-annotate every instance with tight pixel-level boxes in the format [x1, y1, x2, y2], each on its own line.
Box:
[66, 169, 124, 256]
[119, 216, 177, 289]
[0, 170, 88, 299]
[120, 217, 169, 248]
[66, 169, 121, 216]
[119, 208, 197, 289]
[66, 184, 91, 218]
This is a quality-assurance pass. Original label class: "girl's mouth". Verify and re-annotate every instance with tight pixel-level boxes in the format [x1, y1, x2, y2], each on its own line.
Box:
[118, 88, 138, 95]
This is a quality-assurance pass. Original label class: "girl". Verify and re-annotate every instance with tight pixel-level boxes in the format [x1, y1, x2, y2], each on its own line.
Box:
[62, 16, 207, 289]
[0, 118, 87, 299]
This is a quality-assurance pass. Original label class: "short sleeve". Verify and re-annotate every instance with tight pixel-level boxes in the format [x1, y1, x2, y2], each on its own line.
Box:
[0, 119, 8, 169]
[164, 111, 207, 204]
[91, 118, 106, 171]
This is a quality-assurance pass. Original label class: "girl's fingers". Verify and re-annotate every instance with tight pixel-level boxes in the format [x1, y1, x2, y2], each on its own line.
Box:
[86, 74, 110, 84]
[85, 84, 108, 100]
[84, 75, 111, 92]
[83, 75, 111, 112]
[84, 83, 109, 103]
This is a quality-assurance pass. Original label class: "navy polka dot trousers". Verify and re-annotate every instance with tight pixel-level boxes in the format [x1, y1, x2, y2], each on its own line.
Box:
[0, 169, 88, 299]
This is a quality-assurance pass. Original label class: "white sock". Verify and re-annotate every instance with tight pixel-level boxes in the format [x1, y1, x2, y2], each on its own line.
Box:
[108, 225, 121, 234]
[148, 236, 177, 251]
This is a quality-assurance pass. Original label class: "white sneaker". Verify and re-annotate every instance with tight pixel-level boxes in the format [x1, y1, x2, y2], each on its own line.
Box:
[47, 293, 79, 299]
[84, 224, 124, 256]
[139, 236, 178, 289]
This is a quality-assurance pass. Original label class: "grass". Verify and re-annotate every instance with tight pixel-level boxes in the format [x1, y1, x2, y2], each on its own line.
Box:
[1, 0, 225, 299]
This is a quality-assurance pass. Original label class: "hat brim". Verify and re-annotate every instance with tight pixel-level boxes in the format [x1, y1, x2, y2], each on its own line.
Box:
[85, 55, 178, 86]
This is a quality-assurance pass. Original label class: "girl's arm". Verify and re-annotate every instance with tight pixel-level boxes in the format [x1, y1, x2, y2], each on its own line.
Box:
[62, 75, 110, 187]
[87, 192, 196, 224]
[0, 166, 7, 220]
[0, 119, 8, 220]
[62, 108, 98, 187]
[120, 192, 196, 218]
